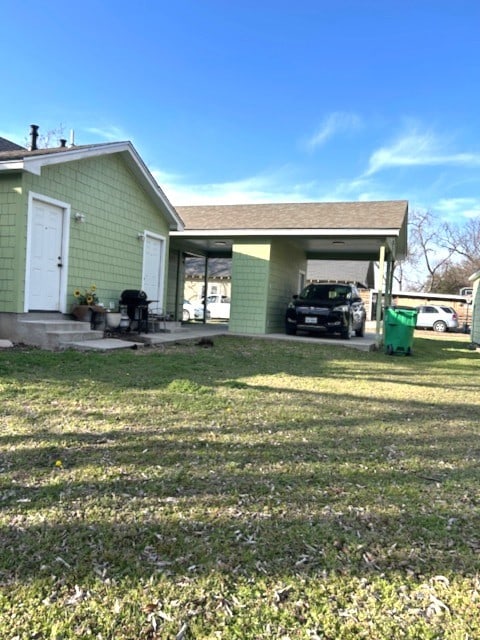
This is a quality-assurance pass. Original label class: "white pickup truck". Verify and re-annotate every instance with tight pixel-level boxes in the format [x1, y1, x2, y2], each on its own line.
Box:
[194, 295, 231, 320]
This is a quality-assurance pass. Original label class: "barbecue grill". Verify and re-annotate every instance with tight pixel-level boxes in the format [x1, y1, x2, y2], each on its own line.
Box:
[119, 289, 155, 333]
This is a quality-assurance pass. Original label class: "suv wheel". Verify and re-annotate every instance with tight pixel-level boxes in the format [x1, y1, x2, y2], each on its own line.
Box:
[355, 320, 365, 337]
[433, 320, 447, 332]
[341, 317, 352, 340]
[285, 323, 297, 336]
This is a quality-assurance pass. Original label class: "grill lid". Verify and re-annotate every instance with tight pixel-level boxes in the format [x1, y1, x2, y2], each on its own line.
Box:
[120, 289, 148, 303]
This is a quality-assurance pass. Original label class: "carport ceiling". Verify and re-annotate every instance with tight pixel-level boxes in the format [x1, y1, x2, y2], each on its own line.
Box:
[171, 200, 408, 260]
[170, 233, 398, 260]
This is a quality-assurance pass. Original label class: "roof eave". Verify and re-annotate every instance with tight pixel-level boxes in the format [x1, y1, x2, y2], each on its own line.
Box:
[0, 142, 184, 231]
[170, 228, 403, 237]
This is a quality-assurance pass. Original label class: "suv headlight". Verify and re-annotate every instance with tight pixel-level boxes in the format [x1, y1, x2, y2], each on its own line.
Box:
[287, 301, 296, 310]
[333, 304, 349, 312]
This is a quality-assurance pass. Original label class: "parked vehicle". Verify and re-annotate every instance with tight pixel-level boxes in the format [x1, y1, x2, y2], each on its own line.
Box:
[285, 282, 366, 339]
[415, 305, 459, 332]
[182, 299, 197, 321]
[194, 295, 231, 320]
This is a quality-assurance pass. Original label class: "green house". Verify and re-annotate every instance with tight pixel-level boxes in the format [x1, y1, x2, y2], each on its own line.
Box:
[1, 131, 409, 349]
[0, 136, 183, 345]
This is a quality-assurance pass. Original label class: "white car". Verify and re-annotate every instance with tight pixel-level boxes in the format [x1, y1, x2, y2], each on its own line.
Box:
[194, 295, 230, 320]
[415, 305, 459, 332]
[182, 299, 197, 322]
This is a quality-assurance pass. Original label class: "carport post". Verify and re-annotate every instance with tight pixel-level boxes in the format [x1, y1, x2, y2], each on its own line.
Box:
[202, 256, 209, 324]
[385, 259, 393, 308]
[375, 245, 386, 338]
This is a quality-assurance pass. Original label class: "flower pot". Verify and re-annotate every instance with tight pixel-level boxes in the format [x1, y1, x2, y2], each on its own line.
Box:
[71, 305, 92, 323]
[105, 312, 122, 329]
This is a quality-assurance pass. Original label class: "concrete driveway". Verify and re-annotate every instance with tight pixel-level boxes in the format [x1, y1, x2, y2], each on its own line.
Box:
[144, 321, 380, 352]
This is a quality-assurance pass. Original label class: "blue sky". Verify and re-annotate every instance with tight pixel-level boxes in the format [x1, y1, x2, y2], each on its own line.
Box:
[2, 1, 479, 220]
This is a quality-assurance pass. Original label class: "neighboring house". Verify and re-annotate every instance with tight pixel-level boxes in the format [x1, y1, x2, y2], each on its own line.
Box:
[184, 256, 231, 304]
[0, 127, 183, 345]
[468, 270, 480, 346]
[388, 291, 471, 327]
[171, 201, 408, 335]
[0, 136, 25, 152]
[306, 260, 375, 289]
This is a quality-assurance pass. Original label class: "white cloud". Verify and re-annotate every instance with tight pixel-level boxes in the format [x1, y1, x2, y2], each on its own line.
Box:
[435, 197, 480, 219]
[305, 112, 362, 150]
[365, 128, 480, 176]
[151, 168, 324, 206]
[152, 166, 390, 207]
[84, 125, 130, 142]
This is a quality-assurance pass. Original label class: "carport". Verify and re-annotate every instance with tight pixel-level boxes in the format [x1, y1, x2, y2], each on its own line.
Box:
[168, 200, 408, 338]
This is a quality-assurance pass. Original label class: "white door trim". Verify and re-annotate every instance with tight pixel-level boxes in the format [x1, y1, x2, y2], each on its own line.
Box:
[25, 192, 71, 313]
[141, 230, 166, 310]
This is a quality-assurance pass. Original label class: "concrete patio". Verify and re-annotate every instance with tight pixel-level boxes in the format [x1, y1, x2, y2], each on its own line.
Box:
[66, 321, 381, 352]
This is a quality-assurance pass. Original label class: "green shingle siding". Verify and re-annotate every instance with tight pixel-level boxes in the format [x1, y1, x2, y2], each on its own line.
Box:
[1, 153, 171, 313]
[266, 240, 306, 332]
[230, 242, 270, 333]
[0, 175, 23, 311]
[229, 239, 306, 334]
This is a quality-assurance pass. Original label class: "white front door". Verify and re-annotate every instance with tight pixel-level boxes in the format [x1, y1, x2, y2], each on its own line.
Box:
[142, 233, 165, 310]
[28, 199, 66, 311]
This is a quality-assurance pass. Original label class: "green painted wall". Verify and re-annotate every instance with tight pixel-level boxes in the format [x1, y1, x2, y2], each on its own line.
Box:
[230, 241, 271, 333]
[266, 239, 306, 332]
[0, 174, 24, 312]
[0, 153, 171, 313]
[229, 238, 306, 334]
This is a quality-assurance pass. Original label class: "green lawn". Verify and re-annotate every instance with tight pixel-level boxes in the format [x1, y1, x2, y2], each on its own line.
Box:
[0, 333, 479, 639]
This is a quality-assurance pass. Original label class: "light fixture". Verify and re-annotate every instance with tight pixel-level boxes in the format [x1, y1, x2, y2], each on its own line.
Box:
[332, 240, 345, 245]
[137, 232, 145, 241]
[74, 212, 86, 223]
[214, 240, 227, 246]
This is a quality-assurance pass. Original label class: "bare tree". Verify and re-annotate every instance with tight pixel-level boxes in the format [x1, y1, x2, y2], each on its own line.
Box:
[394, 210, 455, 291]
[442, 217, 480, 270]
[24, 124, 66, 149]
[395, 211, 480, 293]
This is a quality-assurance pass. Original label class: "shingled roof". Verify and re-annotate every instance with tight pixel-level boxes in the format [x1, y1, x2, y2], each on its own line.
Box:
[176, 201, 408, 231]
[0, 143, 99, 161]
[0, 136, 25, 152]
[0, 139, 184, 231]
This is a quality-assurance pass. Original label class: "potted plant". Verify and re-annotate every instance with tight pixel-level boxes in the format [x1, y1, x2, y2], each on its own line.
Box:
[71, 285, 99, 322]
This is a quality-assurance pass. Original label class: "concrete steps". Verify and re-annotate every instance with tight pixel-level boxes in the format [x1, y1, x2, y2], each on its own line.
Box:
[8, 313, 203, 351]
[15, 313, 177, 351]
[16, 314, 103, 350]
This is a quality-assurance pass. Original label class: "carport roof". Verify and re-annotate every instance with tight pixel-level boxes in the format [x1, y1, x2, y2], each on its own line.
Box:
[176, 200, 407, 230]
[171, 200, 408, 261]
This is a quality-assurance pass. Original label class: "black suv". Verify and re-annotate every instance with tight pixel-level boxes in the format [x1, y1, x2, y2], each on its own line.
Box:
[285, 282, 366, 339]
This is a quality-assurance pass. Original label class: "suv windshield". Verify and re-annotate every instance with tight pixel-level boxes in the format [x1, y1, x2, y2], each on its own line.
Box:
[300, 284, 351, 300]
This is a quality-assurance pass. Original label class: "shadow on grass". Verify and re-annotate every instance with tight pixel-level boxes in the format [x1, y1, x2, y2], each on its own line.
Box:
[1, 420, 479, 584]
[1, 480, 478, 584]
[0, 335, 478, 586]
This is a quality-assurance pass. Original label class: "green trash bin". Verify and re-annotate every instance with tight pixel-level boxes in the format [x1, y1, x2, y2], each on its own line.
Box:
[384, 306, 418, 356]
